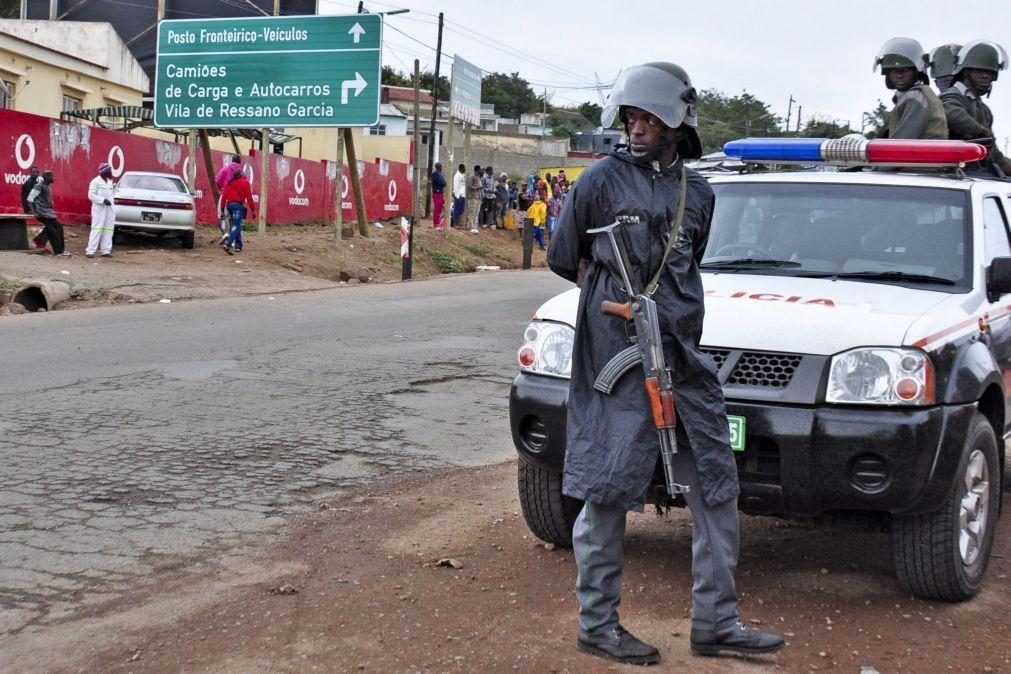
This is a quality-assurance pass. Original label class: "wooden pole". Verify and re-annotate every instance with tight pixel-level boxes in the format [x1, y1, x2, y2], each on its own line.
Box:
[423, 12, 444, 218]
[258, 129, 269, 234]
[343, 128, 369, 237]
[334, 128, 344, 245]
[198, 129, 219, 207]
[186, 131, 197, 192]
[404, 60, 421, 281]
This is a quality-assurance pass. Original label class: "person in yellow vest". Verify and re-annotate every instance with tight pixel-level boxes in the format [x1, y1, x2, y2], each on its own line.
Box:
[527, 192, 547, 250]
[873, 37, 947, 139]
[86, 163, 116, 258]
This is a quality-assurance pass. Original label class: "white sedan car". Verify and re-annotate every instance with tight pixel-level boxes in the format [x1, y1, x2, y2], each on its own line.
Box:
[114, 171, 196, 249]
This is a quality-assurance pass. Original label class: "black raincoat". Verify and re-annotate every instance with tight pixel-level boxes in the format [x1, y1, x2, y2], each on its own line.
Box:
[547, 149, 739, 511]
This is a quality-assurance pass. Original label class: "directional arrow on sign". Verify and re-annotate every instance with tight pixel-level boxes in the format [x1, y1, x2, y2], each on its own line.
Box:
[348, 22, 366, 44]
[341, 72, 368, 105]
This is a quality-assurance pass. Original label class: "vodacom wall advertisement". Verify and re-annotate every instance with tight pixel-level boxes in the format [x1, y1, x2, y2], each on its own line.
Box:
[0, 109, 414, 226]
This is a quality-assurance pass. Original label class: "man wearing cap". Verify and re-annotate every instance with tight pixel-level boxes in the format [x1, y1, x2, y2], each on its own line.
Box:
[548, 61, 784, 666]
[941, 40, 1011, 177]
[27, 169, 68, 257]
[86, 163, 116, 258]
[873, 37, 947, 140]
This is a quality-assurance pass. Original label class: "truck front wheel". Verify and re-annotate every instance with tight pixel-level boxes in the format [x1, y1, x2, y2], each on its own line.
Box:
[891, 412, 1000, 601]
[517, 459, 582, 547]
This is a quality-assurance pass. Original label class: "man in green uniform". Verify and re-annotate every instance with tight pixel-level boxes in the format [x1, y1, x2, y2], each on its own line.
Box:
[874, 37, 947, 140]
[940, 40, 1011, 177]
[929, 43, 961, 92]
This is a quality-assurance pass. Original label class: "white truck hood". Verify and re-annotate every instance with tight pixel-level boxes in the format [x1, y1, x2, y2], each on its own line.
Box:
[534, 274, 954, 356]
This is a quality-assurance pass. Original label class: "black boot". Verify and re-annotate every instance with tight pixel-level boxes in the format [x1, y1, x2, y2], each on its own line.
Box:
[577, 624, 660, 666]
[690, 620, 785, 656]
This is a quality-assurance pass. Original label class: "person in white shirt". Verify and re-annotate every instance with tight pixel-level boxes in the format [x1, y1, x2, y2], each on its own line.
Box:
[451, 163, 467, 229]
[86, 163, 116, 258]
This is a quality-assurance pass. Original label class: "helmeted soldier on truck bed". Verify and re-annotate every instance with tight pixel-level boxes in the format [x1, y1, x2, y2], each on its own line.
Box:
[546, 61, 784, 666]
[940, 40, 1011, 178]
[929, 43, 962, 93]
[874, 37, 947, 140]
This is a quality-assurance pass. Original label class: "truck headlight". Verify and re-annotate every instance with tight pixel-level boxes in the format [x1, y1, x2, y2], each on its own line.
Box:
[826, 348, 934, 405]
[517, 321, 574, 378]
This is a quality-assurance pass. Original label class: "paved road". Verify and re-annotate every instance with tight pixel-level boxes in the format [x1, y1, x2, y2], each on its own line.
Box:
[0, 270, 573, 635]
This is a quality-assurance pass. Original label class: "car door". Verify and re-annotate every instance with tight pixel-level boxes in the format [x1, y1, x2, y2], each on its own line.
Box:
[981, 194, 1011, 431]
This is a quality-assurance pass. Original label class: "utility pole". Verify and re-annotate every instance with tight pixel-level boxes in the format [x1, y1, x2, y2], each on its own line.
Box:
[785, 95, 794, 134]
[541, 87, 547, 138]
[796, 105, 803, 134]
[405, 59, 421, 281]
[333, 128, 344, 245]
[423, 12, 443, 219]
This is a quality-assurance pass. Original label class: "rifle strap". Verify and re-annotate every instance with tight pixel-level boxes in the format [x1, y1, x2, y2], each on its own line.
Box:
[645, 165, 688, 297]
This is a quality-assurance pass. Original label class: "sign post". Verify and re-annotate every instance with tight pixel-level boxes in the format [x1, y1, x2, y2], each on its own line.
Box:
[154, 14, 383, 129]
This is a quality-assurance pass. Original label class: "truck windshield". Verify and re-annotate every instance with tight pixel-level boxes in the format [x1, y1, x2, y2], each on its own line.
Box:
[703, 182, 971, 291]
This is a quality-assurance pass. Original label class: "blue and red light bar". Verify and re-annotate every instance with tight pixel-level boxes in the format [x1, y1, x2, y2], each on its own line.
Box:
[723, 137, 987, 166]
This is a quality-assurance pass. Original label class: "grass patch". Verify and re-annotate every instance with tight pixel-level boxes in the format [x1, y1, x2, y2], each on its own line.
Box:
[417, 242, 466, 274]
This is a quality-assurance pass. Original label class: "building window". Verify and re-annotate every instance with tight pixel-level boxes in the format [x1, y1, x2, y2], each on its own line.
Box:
[367, 124, 387, 136]
[62, 94, 82, 112]
[0, 80, 13, 109]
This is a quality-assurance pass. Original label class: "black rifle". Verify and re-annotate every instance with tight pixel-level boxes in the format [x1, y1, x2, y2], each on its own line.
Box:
[587, 221, 690, 496]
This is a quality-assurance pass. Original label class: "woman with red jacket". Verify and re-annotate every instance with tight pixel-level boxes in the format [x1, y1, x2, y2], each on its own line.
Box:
[220, 167, 256, 254]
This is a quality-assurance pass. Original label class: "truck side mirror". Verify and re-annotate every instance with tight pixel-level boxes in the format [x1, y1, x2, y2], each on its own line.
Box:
[986, 257, 1011, 303]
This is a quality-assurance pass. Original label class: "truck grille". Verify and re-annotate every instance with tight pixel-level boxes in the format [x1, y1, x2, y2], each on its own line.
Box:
[700, 348, 730, 371]
[727, 352, 802, 389]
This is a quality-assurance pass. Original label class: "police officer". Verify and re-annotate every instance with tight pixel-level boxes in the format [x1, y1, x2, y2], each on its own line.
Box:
[873, 37, 947, 139]
[547, 62, 784, 666]
[940, 40, 1011, 177]
[929, 43, 962, 92]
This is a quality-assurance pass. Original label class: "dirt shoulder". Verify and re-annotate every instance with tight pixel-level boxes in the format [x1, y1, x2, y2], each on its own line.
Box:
[4, 461, 1007, 673]
[0, 219, 548, 309]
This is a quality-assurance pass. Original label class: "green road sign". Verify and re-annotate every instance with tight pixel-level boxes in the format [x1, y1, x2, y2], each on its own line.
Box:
[154, 14, 382, 128]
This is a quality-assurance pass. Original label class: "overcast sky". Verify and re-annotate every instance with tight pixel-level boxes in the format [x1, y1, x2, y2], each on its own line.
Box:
[321, 0, 1010, 146]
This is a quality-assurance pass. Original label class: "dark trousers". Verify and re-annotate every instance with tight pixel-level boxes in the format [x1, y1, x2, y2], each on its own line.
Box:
[37, 216, 64, 254]
[480, 197, 497, 226]
[225, 202, 245, 251]
[452, 196, 466, 228]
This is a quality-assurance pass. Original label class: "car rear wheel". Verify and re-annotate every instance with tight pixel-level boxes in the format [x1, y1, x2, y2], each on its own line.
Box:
[180, 230, 195, 249]
[518, 459, 582, 547]
[891, 412, 999, 601]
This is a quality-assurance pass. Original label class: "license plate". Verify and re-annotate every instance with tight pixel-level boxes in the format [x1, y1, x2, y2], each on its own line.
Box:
[728, 415, 746, 452]
[141, 211, 161, 223]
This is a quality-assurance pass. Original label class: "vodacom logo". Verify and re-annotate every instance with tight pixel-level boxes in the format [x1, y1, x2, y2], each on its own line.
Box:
[387, 179, 397, 202]
[341, 174, 349, 198]
[294, 169, 305, 195]
[107, 146, 125, 177]
[15, 134, 35, 170]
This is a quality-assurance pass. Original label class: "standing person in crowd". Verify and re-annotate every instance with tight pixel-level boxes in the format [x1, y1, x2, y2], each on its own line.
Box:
[480, 166, 497, 228]
[220, 166, 256, 255]
[517, 183, 533, 226]
[873, 37, 947, 140]
[508, 180, 519, 210]
[452, 163, 467, 229]
[85, 162, 116, 258]
[27, 169, 69, 257]
[20, 165, 48, 252]
[547, 61, 784, 665]
[557, 168, 568, 189]
[467, 164, 483, 234]
[941, 40, 1011, 177]
[527, 192, 547, 250]
[431, 162, 447, 230]
[546, 189, 561, 240]
[495, 172, 510, 229]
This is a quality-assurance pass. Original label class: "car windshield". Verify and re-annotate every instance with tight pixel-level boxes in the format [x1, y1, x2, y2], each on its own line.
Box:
[118, 175, 187, 193]
[702, 182, 971, 291]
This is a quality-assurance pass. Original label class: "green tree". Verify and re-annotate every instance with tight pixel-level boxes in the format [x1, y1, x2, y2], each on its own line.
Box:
[578, 102, 602, 127]
[550, 123, 578, 140]
[862, 100, 889, 138]
[481, 72, 539, 119]
[381, 66, 412, 88]
[801, 116, 852, 138]
[696, 90, 783, 153]
[419, 71, 450, 101]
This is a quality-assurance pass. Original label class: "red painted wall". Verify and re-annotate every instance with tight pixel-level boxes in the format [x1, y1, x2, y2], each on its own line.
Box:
[0, 109, 415, 226]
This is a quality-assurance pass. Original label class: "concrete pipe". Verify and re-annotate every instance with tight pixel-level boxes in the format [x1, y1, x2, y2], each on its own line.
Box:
[11, 280, 71, 312]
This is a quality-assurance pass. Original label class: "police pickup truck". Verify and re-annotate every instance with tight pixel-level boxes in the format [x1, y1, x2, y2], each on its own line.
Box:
[510, 137, 1008, 602]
